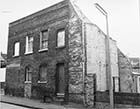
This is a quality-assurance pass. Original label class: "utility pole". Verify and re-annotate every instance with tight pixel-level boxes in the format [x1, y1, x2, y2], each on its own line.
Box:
[94, 3, 114, 109]
[139, 0, 140, 23]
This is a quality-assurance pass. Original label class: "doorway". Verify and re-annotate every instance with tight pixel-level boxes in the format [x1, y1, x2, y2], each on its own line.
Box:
[56, 63, 65, 96]
[24, 66, 32, 98]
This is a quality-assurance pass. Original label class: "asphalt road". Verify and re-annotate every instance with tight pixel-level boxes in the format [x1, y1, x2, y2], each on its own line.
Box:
[0, 102, 30, 109]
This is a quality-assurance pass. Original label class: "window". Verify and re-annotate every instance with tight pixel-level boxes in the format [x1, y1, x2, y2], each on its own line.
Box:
[25, 36, 33, 53]
[25, 66, 32, 82]
[38, 65, 47, 81]
[40, 30, 49, 50]
[14, 42, 20, 56]
[113, 77, 119, 92]
[57, 29, 65, 47]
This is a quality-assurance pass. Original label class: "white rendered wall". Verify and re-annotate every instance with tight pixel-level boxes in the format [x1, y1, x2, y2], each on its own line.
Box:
[85, 23, 119, 91]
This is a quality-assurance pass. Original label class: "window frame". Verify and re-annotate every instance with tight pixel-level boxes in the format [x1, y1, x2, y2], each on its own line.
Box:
[25, 36, 33, 54]
[25, 66, 32, 82]
[56, 29, 65, 48]
[38, 64, 47, 82]
[13, 42, 20, 57]
[39, 30, 49, 51]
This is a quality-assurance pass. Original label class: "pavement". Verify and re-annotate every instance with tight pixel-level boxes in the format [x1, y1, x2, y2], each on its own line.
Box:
[1, 102, 29, 109]
[1, 95, 140, 109]
[0, 95, 86, 109]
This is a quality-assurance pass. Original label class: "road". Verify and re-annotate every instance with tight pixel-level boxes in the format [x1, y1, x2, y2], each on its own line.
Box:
[0, 102, 30, 109]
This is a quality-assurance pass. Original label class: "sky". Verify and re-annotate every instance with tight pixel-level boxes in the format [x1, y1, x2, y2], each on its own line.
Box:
[0, 0, 139, 81]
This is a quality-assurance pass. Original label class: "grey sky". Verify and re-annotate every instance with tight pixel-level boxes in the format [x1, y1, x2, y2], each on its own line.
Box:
[0, 0, 139, 57]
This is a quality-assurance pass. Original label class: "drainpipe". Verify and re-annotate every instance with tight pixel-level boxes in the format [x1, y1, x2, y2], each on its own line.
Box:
[82, 21, 88, 106]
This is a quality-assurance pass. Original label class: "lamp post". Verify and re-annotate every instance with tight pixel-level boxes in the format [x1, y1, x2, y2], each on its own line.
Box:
[94, 3, 114, 109]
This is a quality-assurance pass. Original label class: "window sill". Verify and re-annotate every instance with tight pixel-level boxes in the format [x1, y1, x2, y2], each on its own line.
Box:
[13, 55, 19, 58]
[24, 81, 31, 83]
[55, 46, 65, 49]
[57, 93, 65, 96]
[38, 81, 47, 83]
[38, 48, 48, 52]
[25, 52, 33, 55]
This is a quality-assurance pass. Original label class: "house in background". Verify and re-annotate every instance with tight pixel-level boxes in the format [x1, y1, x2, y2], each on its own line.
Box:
[5, 0, 119, 106]
[129, 58, 140, 93]
[0, 52, 7, 82]
[0, 52, 7, 95]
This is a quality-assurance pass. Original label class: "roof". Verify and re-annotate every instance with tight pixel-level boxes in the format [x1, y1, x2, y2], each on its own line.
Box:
[0, 53, 7, 68]
[129, 57, 140, 63]
[0, 53, 6, 61]
[129, 57, 140, 68]
[1, 53, 7, 61]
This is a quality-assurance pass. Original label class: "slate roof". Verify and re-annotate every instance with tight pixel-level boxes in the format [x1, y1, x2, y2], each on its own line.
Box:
[129, 57, 140, 69]
[0, 52, 7, 68]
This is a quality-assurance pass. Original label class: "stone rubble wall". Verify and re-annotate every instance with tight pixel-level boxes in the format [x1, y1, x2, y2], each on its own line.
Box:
[68, 3, 84, 103]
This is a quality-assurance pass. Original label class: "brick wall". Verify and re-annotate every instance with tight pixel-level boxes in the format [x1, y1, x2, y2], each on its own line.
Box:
[6, 0, 70, 98]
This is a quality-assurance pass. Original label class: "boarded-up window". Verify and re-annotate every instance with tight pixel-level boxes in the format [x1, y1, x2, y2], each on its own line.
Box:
[14, 42, 20, 56]
[40, 30, 49, 50]
[57, 29, 65, 47]
[56, 63, 65, 94]
[39, 65, 47, 81]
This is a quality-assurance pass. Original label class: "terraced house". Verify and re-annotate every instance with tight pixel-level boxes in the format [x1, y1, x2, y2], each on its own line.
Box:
[6, 0, 119, 106]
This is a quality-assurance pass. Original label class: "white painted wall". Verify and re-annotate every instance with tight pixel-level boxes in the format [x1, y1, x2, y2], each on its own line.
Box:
[85, 23, 119, 91]
[137, 76, 140, 93]
[0, 68, 6, 82]
[110, 39, 119, 77]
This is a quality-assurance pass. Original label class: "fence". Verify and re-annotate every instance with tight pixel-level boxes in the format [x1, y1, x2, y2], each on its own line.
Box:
[96, 91, 140, 106]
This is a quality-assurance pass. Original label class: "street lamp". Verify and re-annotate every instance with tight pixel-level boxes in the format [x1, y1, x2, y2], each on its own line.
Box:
[94, 3, 114, 109]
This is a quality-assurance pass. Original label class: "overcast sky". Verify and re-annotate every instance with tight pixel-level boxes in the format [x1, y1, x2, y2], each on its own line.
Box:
[0, 0, 139, 58]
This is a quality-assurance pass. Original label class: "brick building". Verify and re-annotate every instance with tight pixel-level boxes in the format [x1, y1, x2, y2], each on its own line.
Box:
[6, 0, 119, 105]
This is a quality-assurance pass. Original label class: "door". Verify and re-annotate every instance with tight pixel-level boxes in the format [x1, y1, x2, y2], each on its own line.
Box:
[56, 63, 65, 95]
